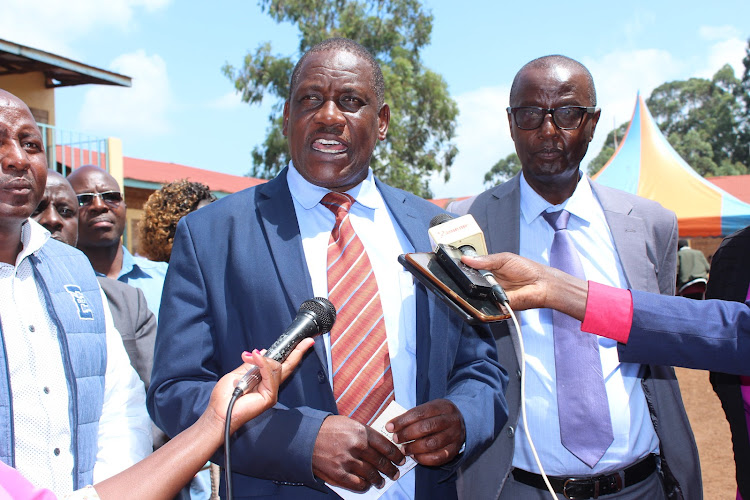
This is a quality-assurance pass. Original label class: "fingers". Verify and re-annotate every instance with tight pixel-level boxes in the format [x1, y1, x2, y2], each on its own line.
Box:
[386, 400, 465, 467]
[312, 416, 404, 492]
[281, 337, 315, 381]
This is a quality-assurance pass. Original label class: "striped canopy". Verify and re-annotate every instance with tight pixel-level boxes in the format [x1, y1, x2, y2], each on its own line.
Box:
[592, 94, 750, 237]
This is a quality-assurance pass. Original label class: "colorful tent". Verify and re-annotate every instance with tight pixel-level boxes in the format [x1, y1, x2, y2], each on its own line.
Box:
[592, 94, 750, 237]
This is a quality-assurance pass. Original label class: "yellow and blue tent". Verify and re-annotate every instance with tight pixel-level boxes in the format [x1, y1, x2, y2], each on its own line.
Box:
[592, 94, 750, 237]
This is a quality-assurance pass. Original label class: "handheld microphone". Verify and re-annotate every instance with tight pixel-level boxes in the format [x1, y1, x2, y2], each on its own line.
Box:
[429, 214, 509, 305]
[234, 297, 337, 396]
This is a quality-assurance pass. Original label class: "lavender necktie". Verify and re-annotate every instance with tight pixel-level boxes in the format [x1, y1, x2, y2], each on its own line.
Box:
[543, 209, 614, 468]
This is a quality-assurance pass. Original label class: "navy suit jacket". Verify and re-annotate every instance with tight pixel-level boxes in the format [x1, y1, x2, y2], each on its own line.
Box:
[449, 174, 700, 500]
[147, 169, 508, 499]
[619, 291, 750, 376]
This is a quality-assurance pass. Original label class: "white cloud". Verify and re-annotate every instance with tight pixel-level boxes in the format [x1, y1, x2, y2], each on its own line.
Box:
[430, 86, 514, 198]
[206, 90, 245, 110]
[0, 0, 170, 58]
[699, 25, 742, 41]
[697, 37, 747, 79]
[78, 50, 171, 137]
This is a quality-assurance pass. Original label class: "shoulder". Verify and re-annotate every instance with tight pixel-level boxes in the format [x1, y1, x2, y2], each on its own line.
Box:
[97, 276, 140, 300]
[376, 180, 447, 219]
[591, 180, 675, 223]
[131, 254, 169, 274]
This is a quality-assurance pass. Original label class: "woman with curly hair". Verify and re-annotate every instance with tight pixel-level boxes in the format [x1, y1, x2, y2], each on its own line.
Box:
[139, 179, 216, 262]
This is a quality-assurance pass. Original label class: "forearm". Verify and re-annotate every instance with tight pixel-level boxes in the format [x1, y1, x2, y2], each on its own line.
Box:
[95, 414, 221, 500]
[544, 267, 588, 322]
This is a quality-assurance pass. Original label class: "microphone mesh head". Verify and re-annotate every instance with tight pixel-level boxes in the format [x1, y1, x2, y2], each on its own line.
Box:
[301, 297, 337, 332]
[429, 213, 454, 228]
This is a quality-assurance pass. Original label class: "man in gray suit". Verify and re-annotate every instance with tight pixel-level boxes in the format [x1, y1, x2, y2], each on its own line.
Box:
[450, 56, 700, 499]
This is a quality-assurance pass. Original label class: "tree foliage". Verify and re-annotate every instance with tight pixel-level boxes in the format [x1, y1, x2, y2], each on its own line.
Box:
[484, 153, 521, 187]
[589, 40, 750, 178]
[223, 0, 458, 198]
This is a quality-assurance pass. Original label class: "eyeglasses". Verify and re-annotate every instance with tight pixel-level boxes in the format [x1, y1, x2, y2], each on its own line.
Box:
[507, 106, 598, 130]
[76, 191, 123, 207]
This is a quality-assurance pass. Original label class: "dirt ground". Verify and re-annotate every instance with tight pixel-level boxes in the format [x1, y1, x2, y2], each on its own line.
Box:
[675, 367, 737, 499]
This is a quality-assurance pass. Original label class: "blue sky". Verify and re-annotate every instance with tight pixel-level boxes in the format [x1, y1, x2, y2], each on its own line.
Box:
[2, 0, 748, 198]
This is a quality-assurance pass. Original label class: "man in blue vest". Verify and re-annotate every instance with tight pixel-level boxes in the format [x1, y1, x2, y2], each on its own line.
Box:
[0, 89, 152, 497]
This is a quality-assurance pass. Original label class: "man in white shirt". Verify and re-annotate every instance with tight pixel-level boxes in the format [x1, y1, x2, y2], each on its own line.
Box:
[0, 89, 151, 496]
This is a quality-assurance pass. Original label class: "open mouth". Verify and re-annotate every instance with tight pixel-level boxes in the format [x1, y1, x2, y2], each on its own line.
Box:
[312, 139, 348, 154]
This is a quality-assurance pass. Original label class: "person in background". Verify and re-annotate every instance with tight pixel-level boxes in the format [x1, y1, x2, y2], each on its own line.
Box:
[677, 239, 710, 299]
[704, 227, 750, 500]
[67, 165, 168, 317]
[450, 55, 698, 499]
[138, 179, 216, 263]
[0, 89, 151, 496]
[0, 342, 314, 500]
[137, 178, 217, 497]
[31, 169, 157, 388]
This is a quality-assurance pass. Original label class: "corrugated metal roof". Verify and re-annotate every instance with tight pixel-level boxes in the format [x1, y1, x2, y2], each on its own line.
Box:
[0, 38, 131, 88]
[123, 156, 266, 195]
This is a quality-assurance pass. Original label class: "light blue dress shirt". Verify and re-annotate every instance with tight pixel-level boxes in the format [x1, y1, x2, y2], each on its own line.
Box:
[115, 247, 168, 319]
[287, 163, 417, 500]
[512, 172, 659, 476]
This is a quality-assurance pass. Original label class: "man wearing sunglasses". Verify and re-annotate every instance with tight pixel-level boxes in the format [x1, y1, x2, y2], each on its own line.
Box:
[450, 56, 699, 499]
[67, 166, 168, 318]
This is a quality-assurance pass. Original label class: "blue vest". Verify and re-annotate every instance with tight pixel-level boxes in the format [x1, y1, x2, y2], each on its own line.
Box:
[0, 238, 106, 490]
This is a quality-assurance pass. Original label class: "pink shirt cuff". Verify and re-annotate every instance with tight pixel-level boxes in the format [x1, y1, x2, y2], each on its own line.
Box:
[581, 281, 633, 344]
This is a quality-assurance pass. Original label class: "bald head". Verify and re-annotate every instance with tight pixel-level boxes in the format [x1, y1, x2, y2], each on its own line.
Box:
[0, 89, 48, 242]
[68, 165, 127, 249]
[509, 55, 596, 107]
[32, 170, 79, 246]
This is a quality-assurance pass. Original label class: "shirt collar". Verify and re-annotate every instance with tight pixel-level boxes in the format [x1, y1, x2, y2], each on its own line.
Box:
[15, 219, 51, 267]
[119, 246, 136, 277]
[519, 170, 596, 226]
[286, 161, 379, 212]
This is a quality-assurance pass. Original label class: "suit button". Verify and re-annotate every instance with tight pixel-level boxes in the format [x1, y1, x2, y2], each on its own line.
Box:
[507, 426, 514, 437]
[317, 370, 326, 383]
[516, 369, 522, 379]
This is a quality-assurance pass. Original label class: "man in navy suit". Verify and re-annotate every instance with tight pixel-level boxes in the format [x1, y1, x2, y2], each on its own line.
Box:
[147, 38, 507, 499]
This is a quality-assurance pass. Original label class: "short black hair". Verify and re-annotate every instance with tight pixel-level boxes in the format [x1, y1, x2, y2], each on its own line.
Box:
[289, 38, 385, 108]
[509, 55, 597, 107]
[678, 239, 689, 249]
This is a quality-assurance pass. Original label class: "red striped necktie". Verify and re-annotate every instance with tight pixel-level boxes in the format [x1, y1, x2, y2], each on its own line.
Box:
[322, 192, 394, 426]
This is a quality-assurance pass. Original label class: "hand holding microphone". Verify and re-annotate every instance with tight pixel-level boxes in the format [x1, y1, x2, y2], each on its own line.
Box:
[428, 214, 509, 305]
[234, 297, 337, 396]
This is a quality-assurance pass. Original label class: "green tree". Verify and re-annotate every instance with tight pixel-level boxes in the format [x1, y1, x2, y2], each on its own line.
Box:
[223, 0, 458, 198]
[734, 38, 750, 168]
[587, 122, 628, 176]
[484, 153, 521, 187]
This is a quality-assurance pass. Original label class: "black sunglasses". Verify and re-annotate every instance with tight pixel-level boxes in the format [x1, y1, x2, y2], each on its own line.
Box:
[507, 106, 598, 130]
[77, 191, 123, 207]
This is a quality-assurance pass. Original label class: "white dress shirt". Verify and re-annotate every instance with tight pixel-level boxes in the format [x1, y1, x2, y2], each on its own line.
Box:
[0, 220, 152, 496]
[287, 163, 417, 499]
[512, 173, 659, 475]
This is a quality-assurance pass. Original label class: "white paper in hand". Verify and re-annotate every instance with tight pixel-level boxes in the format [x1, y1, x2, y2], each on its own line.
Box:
[327, 401, 418, 500]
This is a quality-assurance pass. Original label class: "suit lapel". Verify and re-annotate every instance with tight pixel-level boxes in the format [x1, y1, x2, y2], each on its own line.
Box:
[485, 175, 522, 254]
[592, 181, 650, 291]
[256, 169, 329, 370]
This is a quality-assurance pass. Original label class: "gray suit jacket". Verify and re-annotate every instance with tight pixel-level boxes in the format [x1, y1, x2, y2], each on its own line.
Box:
[451, 174, 701, 500]
[97, 276, 156, 389]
